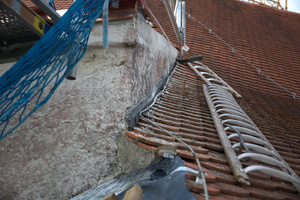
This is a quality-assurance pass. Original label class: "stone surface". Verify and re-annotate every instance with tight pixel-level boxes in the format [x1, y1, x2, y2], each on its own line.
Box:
[0, 17, 177, 199]
[116, 133, 154, 175]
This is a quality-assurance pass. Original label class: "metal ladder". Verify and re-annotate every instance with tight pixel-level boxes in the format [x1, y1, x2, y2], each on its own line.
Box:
[203, 84, 300, 192]
[187, 61, 300, 191]
[0, 0, 60, 47]
[187, 61, 241, 98]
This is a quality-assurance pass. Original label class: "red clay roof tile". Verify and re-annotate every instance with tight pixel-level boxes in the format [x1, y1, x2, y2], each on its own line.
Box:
[126, 60, 300, 198]
[18, 0, 300, 198]
[214, 182, 251, 197]
[186, 179, 221, 196]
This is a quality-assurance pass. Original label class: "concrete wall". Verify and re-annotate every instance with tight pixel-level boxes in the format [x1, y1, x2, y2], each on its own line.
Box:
[0, 17, 177, 199]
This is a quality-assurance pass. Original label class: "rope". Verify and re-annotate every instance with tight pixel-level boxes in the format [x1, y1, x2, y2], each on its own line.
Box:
[139, 63, 209, 200]
[0, 0, 109, 141]
[186, 13, 300, 99]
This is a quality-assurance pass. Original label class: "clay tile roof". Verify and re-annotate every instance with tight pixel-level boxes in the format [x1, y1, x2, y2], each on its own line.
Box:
[126, 62, 300, 199]
[22, 0, 73, 13]
[22, 0, 137, 19]
[127, 0, 300, 199]
[22, 0, 300, 198]
[147, 0, 300, 99]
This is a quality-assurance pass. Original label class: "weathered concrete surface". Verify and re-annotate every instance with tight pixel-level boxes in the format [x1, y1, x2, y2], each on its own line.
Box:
[0, 17, 177, 199]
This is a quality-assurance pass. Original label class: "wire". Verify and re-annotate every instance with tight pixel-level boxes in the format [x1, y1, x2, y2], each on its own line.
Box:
[139, 63, 209, 200]
[186, 12, 300, 99]
[147, 9, 177, 47]
[225, 124, 250, 162]
[225, 124, 250, 155]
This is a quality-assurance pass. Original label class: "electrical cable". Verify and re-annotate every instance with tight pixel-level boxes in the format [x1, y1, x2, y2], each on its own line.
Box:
[225, 124, 250, 155]
[186, 12, 299, 99]
[139, 63, 209, 200]
[225, 124, 250, 162]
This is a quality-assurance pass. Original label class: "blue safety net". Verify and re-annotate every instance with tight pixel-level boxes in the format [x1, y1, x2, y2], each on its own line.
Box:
[0, 0, 109, 141]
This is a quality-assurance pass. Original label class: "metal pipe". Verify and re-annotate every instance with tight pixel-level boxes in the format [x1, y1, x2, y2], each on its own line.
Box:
[174, 0, 179, 17]
[170, 0, 174, 12]
[182, 1, 186, 44]
[176, 0, 182, 29]
[66, 55, 78, 80]
[66, 65, 77, 80]
[245, 166, 300, 186]
[162, 0, 182, 43]
[180, 1, 189, 54]
[238, 153, 289, 169]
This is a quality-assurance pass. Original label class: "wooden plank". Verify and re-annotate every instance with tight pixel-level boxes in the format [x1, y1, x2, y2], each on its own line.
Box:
[123, 184, 143, 200]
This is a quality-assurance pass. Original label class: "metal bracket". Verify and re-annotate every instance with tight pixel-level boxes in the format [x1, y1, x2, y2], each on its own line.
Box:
[30, 0, 61, 22]
[125, 63, 176, 131]
[0, 0, 51, 38]
[177, 55, 202, 64]
[110, 0, 119, 9]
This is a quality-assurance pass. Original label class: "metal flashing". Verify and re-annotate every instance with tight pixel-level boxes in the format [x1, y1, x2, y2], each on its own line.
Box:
[125, 62, 176, 131]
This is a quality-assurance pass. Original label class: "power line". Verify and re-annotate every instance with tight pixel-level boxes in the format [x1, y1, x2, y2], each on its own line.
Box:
[148, 9, 177, 47]
[186, 13, 299, 99]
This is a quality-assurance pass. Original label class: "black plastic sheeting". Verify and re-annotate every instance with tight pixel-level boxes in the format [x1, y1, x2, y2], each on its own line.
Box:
[117, 156, 196, 200]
